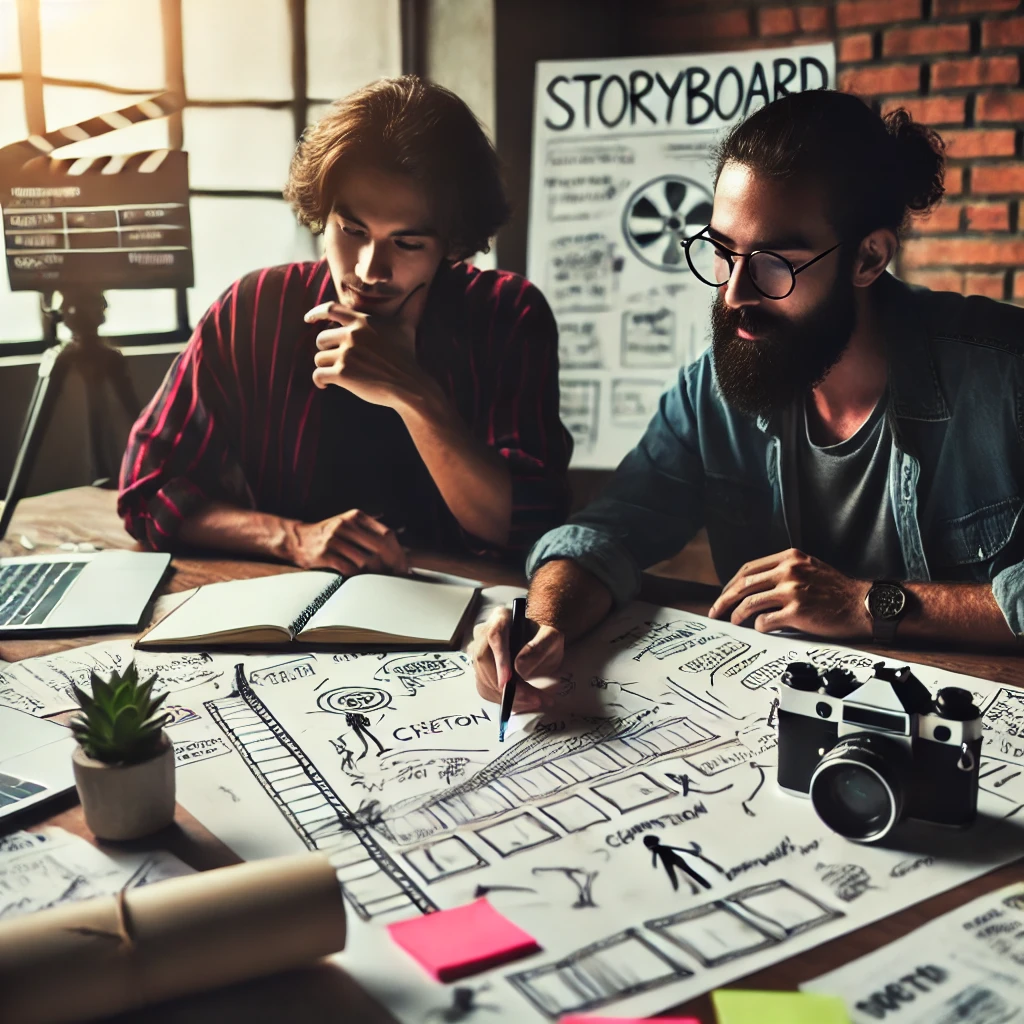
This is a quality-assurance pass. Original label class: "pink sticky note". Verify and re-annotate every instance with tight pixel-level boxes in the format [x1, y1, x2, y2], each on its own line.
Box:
[387, 897, 541, 982]
[560, 1018, 702, 1023]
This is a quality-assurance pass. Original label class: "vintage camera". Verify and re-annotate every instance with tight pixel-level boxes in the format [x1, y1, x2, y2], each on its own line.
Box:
[776, 661, 982, 843]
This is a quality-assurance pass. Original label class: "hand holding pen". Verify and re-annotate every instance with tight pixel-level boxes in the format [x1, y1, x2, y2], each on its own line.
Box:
[470, 601, 566, 719]
[498, 598, 528, 741]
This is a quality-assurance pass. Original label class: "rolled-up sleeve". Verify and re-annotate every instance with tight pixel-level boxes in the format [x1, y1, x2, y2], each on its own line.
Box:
[117, 295, 251, 550]
[527, 362, 708, 606]
[992, 562, 1024, 636]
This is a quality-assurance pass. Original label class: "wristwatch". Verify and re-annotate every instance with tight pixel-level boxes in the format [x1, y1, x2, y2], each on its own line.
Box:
[864, 580, 908, 643]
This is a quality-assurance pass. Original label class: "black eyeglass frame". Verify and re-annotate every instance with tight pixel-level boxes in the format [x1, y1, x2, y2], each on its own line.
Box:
[682, 227, 843, 300]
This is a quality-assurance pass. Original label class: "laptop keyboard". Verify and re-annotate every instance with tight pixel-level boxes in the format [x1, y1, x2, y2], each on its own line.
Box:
[0, 561, 85, 627]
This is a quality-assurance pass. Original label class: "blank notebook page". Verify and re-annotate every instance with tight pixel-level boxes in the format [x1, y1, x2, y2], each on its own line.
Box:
[302, 574, 474, 641]
[142, 571, 334, 642]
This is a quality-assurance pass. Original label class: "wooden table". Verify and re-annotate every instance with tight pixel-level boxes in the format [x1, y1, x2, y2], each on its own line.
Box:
[3, 486, 1023, 1024]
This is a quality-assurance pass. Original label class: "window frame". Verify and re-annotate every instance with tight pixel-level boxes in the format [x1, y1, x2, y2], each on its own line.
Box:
[1, 0, 410, 353]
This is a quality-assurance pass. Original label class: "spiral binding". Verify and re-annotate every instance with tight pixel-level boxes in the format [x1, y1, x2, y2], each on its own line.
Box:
[288, 575, 346, 637]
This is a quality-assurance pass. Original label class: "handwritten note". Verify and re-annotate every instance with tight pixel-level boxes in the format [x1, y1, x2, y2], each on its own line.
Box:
[0, 641, 225, 716]
[804, 882, 1024, 1023]
[0, 827, 192, 920]
[387, 897, 540, 981]
[712, 989, 850, 1024]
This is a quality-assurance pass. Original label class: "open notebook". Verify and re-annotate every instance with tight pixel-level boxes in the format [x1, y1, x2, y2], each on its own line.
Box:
[135, 571, 479, 650]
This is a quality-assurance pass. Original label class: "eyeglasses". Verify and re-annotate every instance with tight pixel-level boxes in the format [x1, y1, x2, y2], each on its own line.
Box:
[681, 227, 842, 300]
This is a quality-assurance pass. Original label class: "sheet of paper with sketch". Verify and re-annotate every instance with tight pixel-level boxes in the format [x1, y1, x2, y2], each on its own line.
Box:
[803, 882, 1024, 1023]
[136, 571, 479, 650]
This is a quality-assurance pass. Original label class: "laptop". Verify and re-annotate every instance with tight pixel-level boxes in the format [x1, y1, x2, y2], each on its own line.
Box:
[0, 550, 170, 636]
[0, 706, 77, 820]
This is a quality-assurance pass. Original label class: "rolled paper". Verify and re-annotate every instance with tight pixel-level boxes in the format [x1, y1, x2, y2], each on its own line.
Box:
[0, 853, 346, 1024]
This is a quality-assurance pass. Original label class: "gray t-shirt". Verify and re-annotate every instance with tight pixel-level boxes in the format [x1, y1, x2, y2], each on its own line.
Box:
[789, 394, 905, 580]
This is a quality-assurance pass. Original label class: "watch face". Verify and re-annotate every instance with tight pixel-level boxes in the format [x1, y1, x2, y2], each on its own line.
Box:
[869, 584, 906, 620]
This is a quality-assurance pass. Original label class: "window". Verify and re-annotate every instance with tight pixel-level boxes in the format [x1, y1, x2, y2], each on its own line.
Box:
[0, 0, 402, 348]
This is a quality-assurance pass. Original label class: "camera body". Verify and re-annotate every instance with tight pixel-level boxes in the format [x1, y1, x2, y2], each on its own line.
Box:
[776, 662, 982, 842]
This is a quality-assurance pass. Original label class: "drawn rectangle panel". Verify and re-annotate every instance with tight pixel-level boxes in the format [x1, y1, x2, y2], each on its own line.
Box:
[611, 379, 665, 427]
[645, 900, 776, 968]
[558, 317, 604, 370]
[645, 880, 843, 969]
[475, 812, 559, 858]
[506, 927, 691, 1019]
[403, 836, 488, 884]
[559, 380, 600, 458]
[546, 232, 616, 311]
[736, 879, 843, 937]
[592, 772, 674, 814]
[621, 307, 676, 367]
[539, 794, 610, 833]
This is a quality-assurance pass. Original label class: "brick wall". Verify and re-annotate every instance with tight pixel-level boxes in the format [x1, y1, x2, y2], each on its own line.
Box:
[625, 0, 1024, 305]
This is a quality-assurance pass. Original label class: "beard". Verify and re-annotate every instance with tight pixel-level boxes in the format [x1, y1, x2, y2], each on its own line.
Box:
[710, 273, 857, 420]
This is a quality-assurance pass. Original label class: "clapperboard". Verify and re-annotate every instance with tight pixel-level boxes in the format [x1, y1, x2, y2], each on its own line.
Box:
[0, 92, 193, 292]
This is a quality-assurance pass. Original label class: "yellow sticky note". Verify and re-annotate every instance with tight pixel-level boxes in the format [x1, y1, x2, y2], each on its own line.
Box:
[712, 989, 850, 1024]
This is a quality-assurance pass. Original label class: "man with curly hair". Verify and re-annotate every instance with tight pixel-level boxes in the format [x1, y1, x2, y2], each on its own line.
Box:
[119, 77, 571, 573]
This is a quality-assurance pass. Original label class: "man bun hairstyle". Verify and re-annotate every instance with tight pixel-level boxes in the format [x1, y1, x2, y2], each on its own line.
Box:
[713, 90, 946, 243]
[285, 75, 510, 261]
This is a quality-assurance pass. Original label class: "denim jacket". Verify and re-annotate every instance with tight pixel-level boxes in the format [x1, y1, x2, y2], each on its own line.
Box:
[528, 274, 1024, 635]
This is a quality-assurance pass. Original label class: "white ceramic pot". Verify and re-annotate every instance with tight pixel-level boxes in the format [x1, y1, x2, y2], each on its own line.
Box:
[72, 732, 176, 841]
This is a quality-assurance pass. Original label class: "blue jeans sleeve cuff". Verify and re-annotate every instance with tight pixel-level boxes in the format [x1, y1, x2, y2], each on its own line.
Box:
[526, 525, 642, 608]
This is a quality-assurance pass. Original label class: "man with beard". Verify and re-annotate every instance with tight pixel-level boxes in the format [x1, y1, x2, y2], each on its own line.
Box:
[472, 89, 1024, 709]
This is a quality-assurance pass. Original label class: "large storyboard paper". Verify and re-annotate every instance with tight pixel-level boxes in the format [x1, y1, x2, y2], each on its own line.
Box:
[3, 594, 1022, 1021]
[526, 43, 835, 468]
[803, 882, 1024, 1021]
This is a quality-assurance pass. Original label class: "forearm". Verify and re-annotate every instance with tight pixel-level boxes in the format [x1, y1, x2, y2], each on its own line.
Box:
[527, 559, 614, 643]
[177, 501, 298, 563]
[399, 389, 512, 547]
[899, 581, 1016, 648]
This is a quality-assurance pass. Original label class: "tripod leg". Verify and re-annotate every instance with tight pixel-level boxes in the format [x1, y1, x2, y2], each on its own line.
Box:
[82, 345, 141, 484]
[0, 346, 67, 541]
[106, 347, 141, 422]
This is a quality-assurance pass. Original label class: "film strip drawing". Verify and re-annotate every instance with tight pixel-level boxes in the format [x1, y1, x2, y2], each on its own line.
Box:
[372, 709, 717, 846]
[507, 927, 692, 1019]
[0, 91, 193, 292]
[205, 667, 437, 922]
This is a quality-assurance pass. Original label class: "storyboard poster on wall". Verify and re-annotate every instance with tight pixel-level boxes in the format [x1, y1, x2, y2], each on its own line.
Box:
[527, 44, 835, 468]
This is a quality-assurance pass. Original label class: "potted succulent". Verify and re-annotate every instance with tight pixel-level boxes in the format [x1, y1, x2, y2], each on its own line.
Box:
[70, 661, 175, 841]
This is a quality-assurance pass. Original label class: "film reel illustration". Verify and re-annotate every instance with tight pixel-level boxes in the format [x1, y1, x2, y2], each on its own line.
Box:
[622, 175, 714, 273]
[317, 687, 392, 715]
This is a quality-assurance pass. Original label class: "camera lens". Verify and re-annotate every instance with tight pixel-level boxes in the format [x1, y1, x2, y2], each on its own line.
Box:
[809, 735, 909, 842]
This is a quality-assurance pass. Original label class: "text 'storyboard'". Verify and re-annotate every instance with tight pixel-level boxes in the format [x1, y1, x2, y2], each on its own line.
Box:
[526, 44, 836, 468]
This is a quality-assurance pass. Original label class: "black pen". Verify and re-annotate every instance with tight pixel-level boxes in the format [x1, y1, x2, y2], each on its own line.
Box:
[498, 597, 528, 742]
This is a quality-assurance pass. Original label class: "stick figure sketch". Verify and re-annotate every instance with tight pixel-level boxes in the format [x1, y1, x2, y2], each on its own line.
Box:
[345, 711, 391, 760]
[665, 772, 733, 797]
[643, 835, 712, 894]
